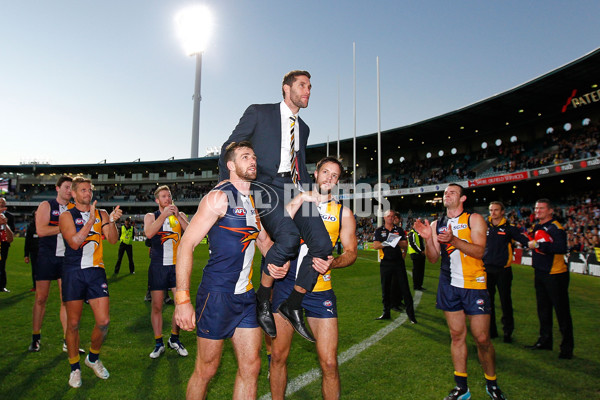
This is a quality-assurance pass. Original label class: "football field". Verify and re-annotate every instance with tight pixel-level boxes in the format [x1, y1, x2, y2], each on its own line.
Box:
[0, 238, 599, 399]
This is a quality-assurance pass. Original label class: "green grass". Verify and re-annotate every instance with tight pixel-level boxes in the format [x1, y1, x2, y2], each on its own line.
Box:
[0, 237, 599, 399]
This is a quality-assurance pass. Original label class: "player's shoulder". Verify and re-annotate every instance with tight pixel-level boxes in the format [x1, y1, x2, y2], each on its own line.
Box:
[550, 219, 565, 231]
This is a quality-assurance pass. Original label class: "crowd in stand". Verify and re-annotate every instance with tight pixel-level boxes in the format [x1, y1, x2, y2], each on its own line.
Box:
[350, 123, 599, 188]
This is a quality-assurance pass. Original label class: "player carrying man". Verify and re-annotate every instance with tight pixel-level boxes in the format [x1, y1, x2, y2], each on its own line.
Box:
[269, 156, 357, 400]
[175, 142, 286, 399]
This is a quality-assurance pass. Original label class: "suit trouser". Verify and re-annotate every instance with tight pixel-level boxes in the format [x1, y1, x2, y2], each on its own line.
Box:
[534, 271, 574, 353]
[115, 243, 134, 273]
[0, 242, 9, 289]
[380, 260, 415, 320]
[485, 265, 514, 337]
[410, 253, 426, 289]
[257, 177, 331, 291]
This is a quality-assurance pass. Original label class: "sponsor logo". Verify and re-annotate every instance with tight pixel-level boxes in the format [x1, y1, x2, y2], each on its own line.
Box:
[321, 214, 337, 222]
[453, 223, 468, 230]
[327, 308, 334, 314]
[95, 218, 101, 224]
[323, 300, 333, 307]
[322, 274, 331, 282]
[476, 276, 486, 283]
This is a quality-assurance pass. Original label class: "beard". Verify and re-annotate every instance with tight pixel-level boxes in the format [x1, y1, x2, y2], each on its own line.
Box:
[235, 165, 256, 181]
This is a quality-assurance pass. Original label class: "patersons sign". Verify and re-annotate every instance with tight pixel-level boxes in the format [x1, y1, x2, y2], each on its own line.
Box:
[561, 88, 600, 112]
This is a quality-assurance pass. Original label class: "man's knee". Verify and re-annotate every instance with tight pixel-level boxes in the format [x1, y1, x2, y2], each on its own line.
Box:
[320, 356, 338, 377]
[239, 356, 261, 379]
[194, 361, 219, 382]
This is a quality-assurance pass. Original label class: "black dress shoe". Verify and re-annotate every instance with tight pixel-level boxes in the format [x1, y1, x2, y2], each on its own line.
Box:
[375, 313, 391, 320]
[277, 301, 314, 342]
[409, 315, 417, 324]
[257, 299, 277, 338]
[525, 342, 552, 350]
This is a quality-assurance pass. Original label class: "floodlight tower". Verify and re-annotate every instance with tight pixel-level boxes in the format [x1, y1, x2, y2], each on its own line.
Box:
[176, 5, 213, 158]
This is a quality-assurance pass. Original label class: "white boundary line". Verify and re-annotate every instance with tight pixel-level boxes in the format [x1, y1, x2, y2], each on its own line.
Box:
[259, 284, 422, 400]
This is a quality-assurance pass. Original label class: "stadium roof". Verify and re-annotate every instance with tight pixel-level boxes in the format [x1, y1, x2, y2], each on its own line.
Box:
[2, 47, 599, 176]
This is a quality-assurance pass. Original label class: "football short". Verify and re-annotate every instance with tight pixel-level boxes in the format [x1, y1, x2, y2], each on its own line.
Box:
[195, 286, 258, 340]
[148, 263, 176, 291]
[36, 254, 63, 281]
[272, 279, 338, 319]
[436, 280, 490, 315]
[62, 268, 109, 302]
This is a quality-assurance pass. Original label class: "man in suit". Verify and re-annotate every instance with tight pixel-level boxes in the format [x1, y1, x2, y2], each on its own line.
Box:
[218, 70, 332, 342]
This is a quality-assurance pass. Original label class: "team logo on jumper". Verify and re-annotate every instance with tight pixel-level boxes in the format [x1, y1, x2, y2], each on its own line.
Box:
[233, 208, 246, 216]
[52, 210, 60, 216]
[221, 226, 260, 252]
[322, 274, 331, 281]
[476, 299, 485, 306]
[75, 218, 85, 225]
[323, 300, 333, 307]
[158, 231, 180, 245]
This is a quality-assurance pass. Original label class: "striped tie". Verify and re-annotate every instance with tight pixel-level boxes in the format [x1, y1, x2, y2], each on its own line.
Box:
[290, 115, 299, 187]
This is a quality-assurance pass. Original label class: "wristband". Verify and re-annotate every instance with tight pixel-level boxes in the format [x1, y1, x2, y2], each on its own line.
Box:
[175, 290, 191, 305]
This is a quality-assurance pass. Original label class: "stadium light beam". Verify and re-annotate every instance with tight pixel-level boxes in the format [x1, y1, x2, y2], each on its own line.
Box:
[176, 5, 213, 158]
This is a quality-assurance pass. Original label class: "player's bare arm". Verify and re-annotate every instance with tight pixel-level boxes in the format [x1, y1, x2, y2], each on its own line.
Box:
[414, 219, 440, 263]
[102, 205, 122, 244]
[174, 190, 227, 331]
[330, 207, 358, 269]
[35, 201, 59, 237]
[59, 201, 97, 250]
[439, 213, 487, 260]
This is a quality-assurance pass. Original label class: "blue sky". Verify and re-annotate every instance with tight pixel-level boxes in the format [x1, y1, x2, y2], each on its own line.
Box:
[1, 1, 598, 165]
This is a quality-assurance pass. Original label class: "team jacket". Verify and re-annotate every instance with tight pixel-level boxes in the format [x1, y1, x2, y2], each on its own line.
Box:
[531, 218, 568, 275]
[201, 182, 261, 294]
[482, 217, 529, 271]
[374, 225, 406, 264]
[437, 211, 486, 289]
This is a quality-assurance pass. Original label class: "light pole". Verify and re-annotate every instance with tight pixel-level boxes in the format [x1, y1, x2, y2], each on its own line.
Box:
[176, 5, 212, 158]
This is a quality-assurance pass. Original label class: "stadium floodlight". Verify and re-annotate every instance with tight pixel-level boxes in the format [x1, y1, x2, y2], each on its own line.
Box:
[495, 139, 502, 146]
[563, 123, 572, 132]
[426, 152, 432, 159]
[451, 147, 457, 155]
[438, 150, 444, 157]
[510, 136, 518, 143]
[481, 142, 488, 149]
[176, 5, 213, 158]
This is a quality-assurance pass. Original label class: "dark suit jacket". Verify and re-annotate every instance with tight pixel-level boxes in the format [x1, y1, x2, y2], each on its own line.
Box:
[218, 103, 311, 185]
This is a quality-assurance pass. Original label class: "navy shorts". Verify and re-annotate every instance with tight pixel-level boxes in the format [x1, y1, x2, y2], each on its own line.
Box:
[195, 286, 258, 340]
[62, 268, 109, 302]
[436, 280, 491, 315]
[148, 263, 176, 291]
[272, 279, 338, 319]
[36, 254, 63, 281]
